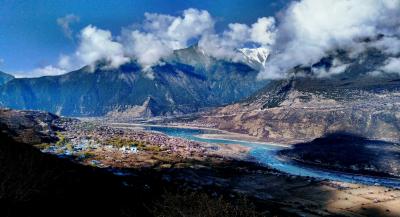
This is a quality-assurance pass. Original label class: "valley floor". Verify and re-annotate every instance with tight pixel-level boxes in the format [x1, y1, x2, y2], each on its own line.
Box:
[33, 118, 400, 217]
[1, 109, 400, 216]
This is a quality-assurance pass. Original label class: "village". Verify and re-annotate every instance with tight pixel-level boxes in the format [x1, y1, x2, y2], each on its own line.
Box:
[36, 118, 250, 169]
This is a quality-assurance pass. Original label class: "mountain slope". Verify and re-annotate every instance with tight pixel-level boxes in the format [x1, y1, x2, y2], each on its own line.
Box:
[193, 50, 400, 143]
[0, 46, 267, 117]
[0, 71, 14, 86]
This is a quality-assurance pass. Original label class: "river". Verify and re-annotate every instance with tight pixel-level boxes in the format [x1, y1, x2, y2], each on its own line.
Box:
[139, 125, 400, 188]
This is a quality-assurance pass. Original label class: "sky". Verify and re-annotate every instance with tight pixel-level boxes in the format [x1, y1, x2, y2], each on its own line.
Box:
[1, 0, 399, 78]
[0, 0, 289, 75]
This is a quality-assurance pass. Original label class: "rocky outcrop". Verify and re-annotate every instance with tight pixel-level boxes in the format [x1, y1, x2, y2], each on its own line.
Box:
[106, 97, 157, 120]
[0, 109, 60, 144]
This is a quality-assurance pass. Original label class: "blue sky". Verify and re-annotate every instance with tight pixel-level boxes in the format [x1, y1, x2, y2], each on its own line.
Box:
[0, 0, 289, 75]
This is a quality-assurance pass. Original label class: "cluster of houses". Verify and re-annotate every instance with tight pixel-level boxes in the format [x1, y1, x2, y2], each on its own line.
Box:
[38, 119, 223, 169]
[81, 123, 213, 157]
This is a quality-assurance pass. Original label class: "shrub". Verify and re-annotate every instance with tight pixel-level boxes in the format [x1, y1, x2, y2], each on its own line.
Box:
[142, 145, 162, 152]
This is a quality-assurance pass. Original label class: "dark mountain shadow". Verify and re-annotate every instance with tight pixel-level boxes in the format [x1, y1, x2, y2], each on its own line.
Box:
[279, 132, 400, 178]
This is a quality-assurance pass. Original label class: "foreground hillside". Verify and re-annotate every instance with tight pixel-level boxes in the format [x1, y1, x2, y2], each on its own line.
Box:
[3, 109, 400, 217]
[0, 109, 273, 217]
[0, 46, 266, 117]
[192, 50, 400, 143]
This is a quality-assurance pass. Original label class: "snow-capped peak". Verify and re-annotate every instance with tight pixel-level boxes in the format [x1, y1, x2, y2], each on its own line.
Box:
[239, 47, 270, 70]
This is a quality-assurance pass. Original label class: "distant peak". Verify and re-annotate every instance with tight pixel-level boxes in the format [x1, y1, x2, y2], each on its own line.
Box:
[173, 43, 205, 55]
[0, 71, 15, 85]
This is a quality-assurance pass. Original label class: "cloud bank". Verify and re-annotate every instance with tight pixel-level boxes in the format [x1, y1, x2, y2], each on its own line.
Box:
[121, 8, 214, 67]
[258, 0, 400, 79]
[198, 17, 275, 61]
[76, 25, 129, 69]
[29, 25, 130, 75]
[27, 9, 275, 77]
[13, 66, 67, 78]
[22, 1, 400, 78]
[381, 57, 400, 74]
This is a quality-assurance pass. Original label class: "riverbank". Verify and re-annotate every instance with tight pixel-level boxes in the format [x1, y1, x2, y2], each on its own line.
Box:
[110, 122, 291, 147]
[56, 119, 400, 189]
[195, 133, 290, 147]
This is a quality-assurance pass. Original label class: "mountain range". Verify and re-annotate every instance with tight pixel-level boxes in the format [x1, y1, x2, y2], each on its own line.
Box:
[193, 49, 400, 143]
[0, 45, 267, 117]
[1, 45, 400, 143]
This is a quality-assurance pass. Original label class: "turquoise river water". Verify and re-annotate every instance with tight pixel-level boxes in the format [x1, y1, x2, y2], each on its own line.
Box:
[141, 125, 400, 188]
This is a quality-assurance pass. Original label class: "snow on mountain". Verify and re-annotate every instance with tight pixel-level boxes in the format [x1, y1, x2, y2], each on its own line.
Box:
[239, 47, 270, 70]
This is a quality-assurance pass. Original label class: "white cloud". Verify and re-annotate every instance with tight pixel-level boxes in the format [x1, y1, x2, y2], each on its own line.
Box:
[198, 26, 246, 61]
[20, 8, 277, 77]
[381, 57, 400, 74]
[0, 58, 4, 65]
[32, 66, 67, 77]
[58, 55, 73, 70]
[16, 25, 129, 77]
[370, 36, 400, 55]
[250, 17, 276, 45]
[75, 25, 129, 69]
[122, 8, 275, 67]
[122, 30, 173, 68]
[121, 8, 214, 67]
[61, 25, 130, 70]
[312, 59, 350, 78]
[259, 0, 400, 79]
[57, 14, 80, 39]
[13, 66, 67, 78]
[198, 17, 276, 62]
[17, 4, 400, 79]
[147, 8, 214, 47]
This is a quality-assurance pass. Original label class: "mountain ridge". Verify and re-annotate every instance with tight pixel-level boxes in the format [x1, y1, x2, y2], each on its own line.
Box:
[0, 46, 268, 117]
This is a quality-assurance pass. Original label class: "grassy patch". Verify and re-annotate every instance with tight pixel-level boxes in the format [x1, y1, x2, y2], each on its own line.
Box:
[65, 144, 73, 152]
[55, 132, 68, 147]
[106, 138, 146, 148]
